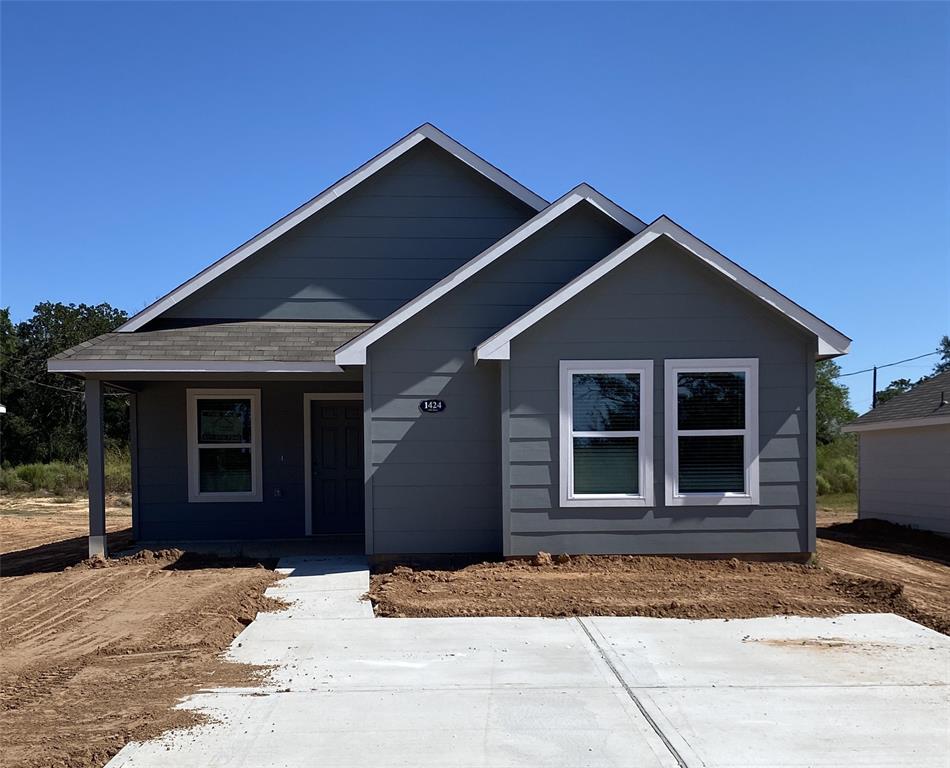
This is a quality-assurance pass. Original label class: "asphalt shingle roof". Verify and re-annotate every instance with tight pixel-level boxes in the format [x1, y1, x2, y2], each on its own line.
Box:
[848, 369, 950, 427]
[51, 321, 373, 362]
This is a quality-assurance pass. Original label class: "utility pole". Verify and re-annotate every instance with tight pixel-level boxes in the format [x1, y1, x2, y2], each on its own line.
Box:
[872, 366, 878, 408]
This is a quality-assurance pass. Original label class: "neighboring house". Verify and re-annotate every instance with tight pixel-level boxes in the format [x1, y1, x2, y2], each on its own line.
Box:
[49, 124, 851, 559]
[843, 371, 950, 535]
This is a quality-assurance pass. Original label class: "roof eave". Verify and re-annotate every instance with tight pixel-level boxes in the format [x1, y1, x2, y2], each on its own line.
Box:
[843, 415, 950, 433]
[117, 124, 548, 333]
[47, 360, 344, 375]
[335, 184, 646, 366]
[474, 218, 852, 362]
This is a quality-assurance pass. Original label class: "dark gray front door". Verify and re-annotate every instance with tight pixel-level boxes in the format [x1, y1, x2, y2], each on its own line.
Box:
[310, 401, 364, 536]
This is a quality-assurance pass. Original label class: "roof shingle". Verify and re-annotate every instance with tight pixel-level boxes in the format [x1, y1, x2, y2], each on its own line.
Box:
[51, 321, 373, 363]
[847, 370, 950, 428]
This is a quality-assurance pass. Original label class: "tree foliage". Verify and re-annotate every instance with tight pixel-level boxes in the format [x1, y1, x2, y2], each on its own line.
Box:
[0, 302, 129, 466]
[873, 336, 950, 406]
[935, 335, 950, 375]
[815, 359, 856, 445]
[874, 377, 914, 406]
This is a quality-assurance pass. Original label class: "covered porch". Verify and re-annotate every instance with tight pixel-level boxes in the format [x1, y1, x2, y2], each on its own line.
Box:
[47, 321, 372, 558]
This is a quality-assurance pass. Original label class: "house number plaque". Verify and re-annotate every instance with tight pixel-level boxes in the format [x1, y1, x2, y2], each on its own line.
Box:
[419, 399, 445, 413]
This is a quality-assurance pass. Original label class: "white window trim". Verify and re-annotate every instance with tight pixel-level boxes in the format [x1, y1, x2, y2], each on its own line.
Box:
[664, 359, 759, 507]
[559, 360, 654, 507]
[186, 389, 262, 503]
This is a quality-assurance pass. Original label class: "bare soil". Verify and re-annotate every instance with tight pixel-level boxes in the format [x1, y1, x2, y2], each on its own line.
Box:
[370, 502, 950, 635]
[0, 498, 283, 768]
[0, 495, 133, 575]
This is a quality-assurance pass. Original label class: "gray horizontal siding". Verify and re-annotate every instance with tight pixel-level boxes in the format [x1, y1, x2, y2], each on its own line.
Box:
[508, 530, 807, 556]
[506, 237, 816, 556]
[133, 379, 360, 541]
[161, 140, 537, 324]
[858, 426, 950, 534]
[368, 202, 633, 554]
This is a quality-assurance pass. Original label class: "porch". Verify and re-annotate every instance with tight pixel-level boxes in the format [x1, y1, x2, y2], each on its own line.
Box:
[47, 321, 373, 558]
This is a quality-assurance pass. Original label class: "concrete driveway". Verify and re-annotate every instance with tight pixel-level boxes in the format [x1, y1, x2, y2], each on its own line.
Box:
[108, 556, 950, 768]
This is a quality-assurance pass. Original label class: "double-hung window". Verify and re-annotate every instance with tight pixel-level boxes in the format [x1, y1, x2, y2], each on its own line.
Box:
[664, 359, 758, 506]
[187, 389, 262, 503]
[559, 360, 653, 507]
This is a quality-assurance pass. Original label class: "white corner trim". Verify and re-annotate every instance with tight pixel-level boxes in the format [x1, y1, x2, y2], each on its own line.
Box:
[558, 360, 654, 508]
[186, 388, 263, 504]
[302, 392, 364, 536]
[336, 184, 645, 366]
[663, 359, 760, 507]
[118, 123, 548, 333]
[48, 360, 344, 374]
[842, 414, 950, 433]
[476, 216, 852, 362]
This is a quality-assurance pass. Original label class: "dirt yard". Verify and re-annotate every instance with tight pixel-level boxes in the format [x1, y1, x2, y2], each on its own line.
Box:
[0, 495, 133, 575]
[371, 499, 950, 635]
[0, 496, 284, 768]
[1, 495, 947, 767]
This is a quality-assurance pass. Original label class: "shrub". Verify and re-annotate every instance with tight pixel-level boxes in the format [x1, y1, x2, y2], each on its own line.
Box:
[0, 448, 131, 495]
[816, 436, 857, 495]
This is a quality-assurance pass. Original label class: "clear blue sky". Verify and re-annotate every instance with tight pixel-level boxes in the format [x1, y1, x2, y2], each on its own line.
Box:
[3, 1, 948, 412]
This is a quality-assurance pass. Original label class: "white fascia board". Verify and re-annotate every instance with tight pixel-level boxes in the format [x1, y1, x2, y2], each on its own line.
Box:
[842, 415, 950, 433]
[334, 185, 646, 366]
[475, 216, 852, 362]
[475, 226, 664, 362]
[48, 360, 344, 374]
[118, 124, 548, 333]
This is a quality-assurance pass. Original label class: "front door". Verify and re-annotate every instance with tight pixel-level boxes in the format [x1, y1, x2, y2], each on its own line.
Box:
[310, 401, 364, 536]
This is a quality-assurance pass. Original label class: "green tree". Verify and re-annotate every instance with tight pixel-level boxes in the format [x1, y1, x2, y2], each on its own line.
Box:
[934, 335, 950, 375]
[816, 359, 856, 445]
[0, 302, 129, 465]
[875, 377, 914, 406]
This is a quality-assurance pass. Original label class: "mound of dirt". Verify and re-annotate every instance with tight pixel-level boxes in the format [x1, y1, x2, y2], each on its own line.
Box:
[369, 554, 949, 634]
[819, 518, 950, 564]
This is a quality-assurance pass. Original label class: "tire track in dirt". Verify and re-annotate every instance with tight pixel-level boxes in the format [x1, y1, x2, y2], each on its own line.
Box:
[0, 549, 285, 768]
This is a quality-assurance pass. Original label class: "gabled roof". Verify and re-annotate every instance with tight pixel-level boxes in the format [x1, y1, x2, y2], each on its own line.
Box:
[475, 215, 852, 362]
[48, 321, 371, 374]
[118, 124, 548, 333]
[843, 370, 950, 433]
[333, 184, 647, 365]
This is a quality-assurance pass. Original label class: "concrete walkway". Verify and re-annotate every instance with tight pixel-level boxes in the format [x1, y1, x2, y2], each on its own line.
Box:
[108, 556, 950, 768]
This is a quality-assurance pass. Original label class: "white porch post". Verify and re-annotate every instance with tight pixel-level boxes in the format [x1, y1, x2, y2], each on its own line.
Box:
[85, 379, 107, 558]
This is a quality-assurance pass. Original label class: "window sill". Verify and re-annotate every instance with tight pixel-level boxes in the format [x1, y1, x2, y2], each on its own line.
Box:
[188, 493, 263, 504]
[561, 495, 654, 508]
[665, 493, 759, 507]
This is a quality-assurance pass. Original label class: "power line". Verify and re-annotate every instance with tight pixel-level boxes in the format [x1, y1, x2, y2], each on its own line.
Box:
[1, 369, 128, 396]
[836, 351, 939, 378]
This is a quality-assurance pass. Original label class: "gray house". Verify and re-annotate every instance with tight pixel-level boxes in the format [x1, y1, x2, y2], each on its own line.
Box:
[49, 124, 851, 559]
[843, 371, 950, 534]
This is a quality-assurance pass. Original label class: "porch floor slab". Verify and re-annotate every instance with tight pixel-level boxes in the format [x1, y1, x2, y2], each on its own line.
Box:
[106, 558, 950, 768]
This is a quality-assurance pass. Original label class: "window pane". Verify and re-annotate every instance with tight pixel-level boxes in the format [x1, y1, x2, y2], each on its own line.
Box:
[677, 372, 745, 430]
[199, 448, 252, 493]
[573, 437, 638, 494]
[678, 435, 744, 493]
[572, 373, 640, 431]
[197, 399, 252, 443]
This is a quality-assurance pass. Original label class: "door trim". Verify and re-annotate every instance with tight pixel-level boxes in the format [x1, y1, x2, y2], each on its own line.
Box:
[303, 393, 364, 536]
